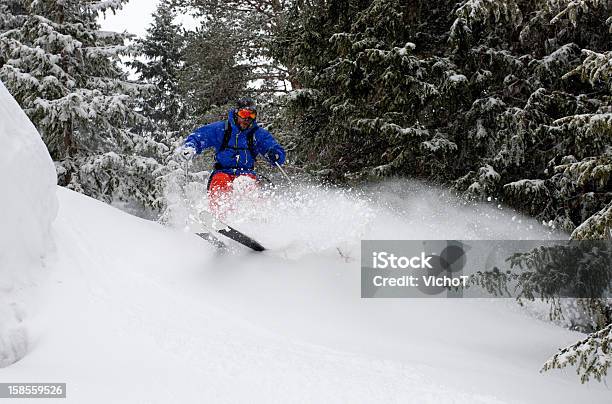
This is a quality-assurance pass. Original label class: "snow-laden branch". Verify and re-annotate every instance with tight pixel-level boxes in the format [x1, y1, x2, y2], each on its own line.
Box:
[542, 323, 612, 383]
[563, 50, 612, 91]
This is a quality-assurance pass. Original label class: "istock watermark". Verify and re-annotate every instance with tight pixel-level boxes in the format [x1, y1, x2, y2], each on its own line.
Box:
[362, 240, 469, 298]
[371, 251, 433, 269]
[361, 240, 612, 298]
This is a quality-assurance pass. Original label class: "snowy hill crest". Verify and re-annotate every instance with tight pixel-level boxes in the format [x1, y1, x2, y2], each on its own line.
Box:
[0, 80, 57, 367]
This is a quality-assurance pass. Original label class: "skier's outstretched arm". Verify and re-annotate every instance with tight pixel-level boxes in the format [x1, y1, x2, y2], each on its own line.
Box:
[184, 124, 222, 154]
[256, 129, 286, 165]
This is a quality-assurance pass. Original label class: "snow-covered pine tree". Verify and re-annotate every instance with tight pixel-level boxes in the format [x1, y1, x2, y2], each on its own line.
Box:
[573, 199, 612, 239]
[178, 20, 249, 124]
[130, 1, 187, 137]
[0, 0, 168, 214]
[452, 0, 612, 383]
[177, 0, 295, 92]
[274, 0, 610, 227]
[0, 0, 26, 34]
[447, 0, 611, 231]
[277, 0, 609, 212]
[273, 0, 462, 179]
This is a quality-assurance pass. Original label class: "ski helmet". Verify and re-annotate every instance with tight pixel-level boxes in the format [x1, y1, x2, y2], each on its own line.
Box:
[236, 97, 257, 112]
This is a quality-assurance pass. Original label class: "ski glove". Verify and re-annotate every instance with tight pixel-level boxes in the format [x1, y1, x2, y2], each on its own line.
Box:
[177, 145, 196, 161]
[266, 150, 282, 165]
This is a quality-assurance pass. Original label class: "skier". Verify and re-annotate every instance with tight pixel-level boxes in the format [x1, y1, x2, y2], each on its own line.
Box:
[177, 97, 286, 211]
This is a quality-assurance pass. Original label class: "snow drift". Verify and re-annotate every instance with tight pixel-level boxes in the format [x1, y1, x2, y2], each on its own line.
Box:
[0, 80, 57, 367]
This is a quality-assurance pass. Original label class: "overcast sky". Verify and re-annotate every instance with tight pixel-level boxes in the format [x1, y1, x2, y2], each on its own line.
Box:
[99, 0, 199, 38]
[98, 0, 158, 38]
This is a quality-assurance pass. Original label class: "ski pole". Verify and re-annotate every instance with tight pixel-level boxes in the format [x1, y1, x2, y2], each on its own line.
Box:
[275, 161, 293, 184]
[258, 173, 276, 186]
[183, 160, 190, 227]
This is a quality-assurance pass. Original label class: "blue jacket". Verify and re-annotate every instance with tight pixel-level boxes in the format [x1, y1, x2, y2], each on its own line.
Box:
[184, 109, 286, 175]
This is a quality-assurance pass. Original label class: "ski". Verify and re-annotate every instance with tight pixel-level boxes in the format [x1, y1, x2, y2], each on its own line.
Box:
[217, 225, 266, 252]
[196, 232, 227, 250]
[196, 211, 266, 252]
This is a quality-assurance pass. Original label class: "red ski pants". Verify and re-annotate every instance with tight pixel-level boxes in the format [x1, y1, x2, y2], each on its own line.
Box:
[207, 172, 257, 214]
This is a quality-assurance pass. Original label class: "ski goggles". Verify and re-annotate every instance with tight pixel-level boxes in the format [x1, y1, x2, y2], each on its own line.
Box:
[237, 108, 257, 119]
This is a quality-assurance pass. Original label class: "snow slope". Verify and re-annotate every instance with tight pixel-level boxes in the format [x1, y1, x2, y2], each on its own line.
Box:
[0, 183, 609, 403]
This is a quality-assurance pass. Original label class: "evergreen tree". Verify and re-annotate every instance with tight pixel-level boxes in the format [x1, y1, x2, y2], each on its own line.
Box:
[0, 0, 168, 212]
[130, 1, 187, 136]
[274, 0, 611, 230]
[178, 20, 249, 125]
[0, 0, 26, 33]
[273, 0, 459, 179]
[176, 0, 295, 92]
